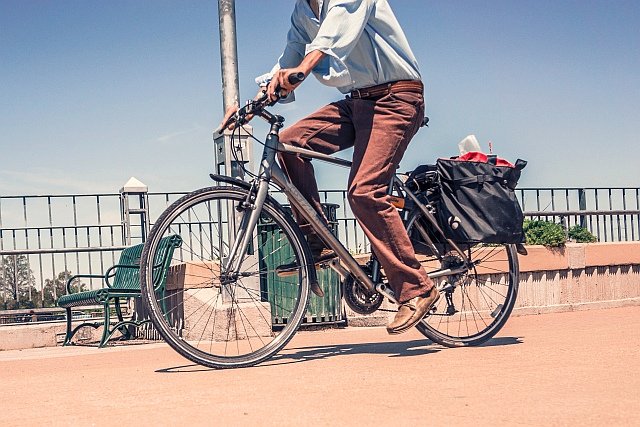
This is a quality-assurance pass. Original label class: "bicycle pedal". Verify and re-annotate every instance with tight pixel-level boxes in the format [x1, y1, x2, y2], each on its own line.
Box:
[439, 281, 455, 292]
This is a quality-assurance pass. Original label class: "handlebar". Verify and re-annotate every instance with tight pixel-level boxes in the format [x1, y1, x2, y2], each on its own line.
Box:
[216, 72, 306, 135]
[287, 72, 305, 86]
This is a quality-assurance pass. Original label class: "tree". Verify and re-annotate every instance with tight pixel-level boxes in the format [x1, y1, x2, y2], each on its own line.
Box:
[0, 255, 37, 309]
[43, 271, 85, 307]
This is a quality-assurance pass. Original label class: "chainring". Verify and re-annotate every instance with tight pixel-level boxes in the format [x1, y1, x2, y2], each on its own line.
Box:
[343, 267, 384, 315]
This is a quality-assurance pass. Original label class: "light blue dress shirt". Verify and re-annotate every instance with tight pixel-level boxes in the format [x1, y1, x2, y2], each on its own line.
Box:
[255, 0, 421, 96]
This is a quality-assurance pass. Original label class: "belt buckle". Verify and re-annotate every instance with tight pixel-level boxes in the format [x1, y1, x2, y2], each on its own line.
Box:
[353, 88, 363, 99]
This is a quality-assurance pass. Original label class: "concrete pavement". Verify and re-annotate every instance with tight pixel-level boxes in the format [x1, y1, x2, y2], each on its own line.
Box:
[1, 306, 639, 426]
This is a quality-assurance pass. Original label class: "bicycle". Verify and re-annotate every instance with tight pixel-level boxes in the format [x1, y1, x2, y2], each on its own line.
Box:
[140, 74, 520, 369]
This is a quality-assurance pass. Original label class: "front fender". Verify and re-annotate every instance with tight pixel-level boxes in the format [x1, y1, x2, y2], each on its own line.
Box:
[209, 174, 252, 190]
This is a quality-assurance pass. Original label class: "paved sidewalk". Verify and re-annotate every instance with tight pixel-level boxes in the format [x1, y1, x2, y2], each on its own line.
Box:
[2, 306, 639, 426]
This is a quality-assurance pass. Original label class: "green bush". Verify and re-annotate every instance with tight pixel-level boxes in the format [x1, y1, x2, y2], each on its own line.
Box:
[523, 219, 566, 247]
[568, 225, 597, 243]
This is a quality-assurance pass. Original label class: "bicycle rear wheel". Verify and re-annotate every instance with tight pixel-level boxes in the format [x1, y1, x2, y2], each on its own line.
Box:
[140, 186, 311, 368]
[405, 209, 519, 347]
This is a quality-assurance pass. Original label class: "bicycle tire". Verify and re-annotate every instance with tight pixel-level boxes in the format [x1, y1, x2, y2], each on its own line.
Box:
[405, 209, 520, 347]
[140, 186, 311, 368]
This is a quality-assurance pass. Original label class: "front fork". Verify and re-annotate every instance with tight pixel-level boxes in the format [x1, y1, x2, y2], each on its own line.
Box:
[222, 122, 282, 276]
[223, 182, 268, 276]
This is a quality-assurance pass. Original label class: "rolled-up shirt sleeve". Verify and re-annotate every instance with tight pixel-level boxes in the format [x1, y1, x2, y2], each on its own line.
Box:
[254, 40, 304, 87]
[305, 0, 373, 86]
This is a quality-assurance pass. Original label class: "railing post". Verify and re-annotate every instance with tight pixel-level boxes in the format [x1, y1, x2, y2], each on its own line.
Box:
[578, 188, 587, 229]
[119, 178, 153, 339]
[119, 178, 150, 245]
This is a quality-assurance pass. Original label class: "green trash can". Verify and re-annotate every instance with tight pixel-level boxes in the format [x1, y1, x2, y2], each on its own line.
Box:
[258, 203, 344, 325]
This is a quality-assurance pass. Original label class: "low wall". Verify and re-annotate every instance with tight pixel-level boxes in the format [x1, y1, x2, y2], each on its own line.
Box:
[2, 243, 639, 350]
[514, 242, 640, 315]
[0, 321, 105, 351]
[346, 242, 640, 326]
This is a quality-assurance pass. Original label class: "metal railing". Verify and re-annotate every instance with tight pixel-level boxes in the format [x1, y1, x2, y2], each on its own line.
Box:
[519, 187, 640, 242]
[0, 194, 126, 306]
[0, 307, 105, 326]
[1, 186, 638, 311]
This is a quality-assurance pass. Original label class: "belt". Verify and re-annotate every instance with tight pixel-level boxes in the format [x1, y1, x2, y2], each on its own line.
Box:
[350, 80, 423, 100]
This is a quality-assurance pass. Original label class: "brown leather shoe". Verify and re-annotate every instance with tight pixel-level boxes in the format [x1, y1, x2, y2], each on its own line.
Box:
[386, 286, 440, 335]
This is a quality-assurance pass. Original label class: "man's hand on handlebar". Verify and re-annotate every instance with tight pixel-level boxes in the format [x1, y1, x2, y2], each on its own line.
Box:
[218, 103, 240, 133]
[267, 68, 306, 102]
[217, 88, 266, 133]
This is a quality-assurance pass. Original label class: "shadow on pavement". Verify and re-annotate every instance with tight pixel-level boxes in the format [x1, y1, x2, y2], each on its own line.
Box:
[155, 336, 523, 373]
[476, 336, 523, 347]
[270, 335, 523, 365]
[155, 339, 437, 373]
[66, 339, 153, 348]
[267, 338, 440, 365]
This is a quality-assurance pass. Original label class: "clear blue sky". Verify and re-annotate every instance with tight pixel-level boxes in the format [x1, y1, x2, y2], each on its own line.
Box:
[1, 0, 639, 196]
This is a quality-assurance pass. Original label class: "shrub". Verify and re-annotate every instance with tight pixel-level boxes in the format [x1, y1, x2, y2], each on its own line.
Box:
[523, 219, 566, 247]
[568, 225, 597, 243]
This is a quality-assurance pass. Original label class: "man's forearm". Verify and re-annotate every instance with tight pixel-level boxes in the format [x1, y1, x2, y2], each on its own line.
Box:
[299, 50, 326, 76]
[264, 49, 327, 101]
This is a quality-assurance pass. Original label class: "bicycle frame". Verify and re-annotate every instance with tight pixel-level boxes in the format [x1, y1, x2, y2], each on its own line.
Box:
[218, 109, 473, 304]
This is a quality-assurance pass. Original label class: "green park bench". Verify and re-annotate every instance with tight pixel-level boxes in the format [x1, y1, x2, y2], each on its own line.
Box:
[57, 234, 182, 347]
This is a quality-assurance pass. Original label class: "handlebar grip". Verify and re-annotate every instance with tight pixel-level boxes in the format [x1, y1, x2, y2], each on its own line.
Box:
[288, 72, 305, 85]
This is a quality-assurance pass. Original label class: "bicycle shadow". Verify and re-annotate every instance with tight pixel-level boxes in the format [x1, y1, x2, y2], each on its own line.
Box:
[265, 338, 438, 366]
[477, 336, 522, 347]
[155, 336, 522, 373]
[267, 335, 523, 366]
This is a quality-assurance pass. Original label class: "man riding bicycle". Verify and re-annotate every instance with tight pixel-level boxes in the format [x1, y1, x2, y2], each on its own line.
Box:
[220, 0, 437, 335]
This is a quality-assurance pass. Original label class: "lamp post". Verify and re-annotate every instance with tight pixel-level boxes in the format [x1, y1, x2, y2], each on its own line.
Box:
[215, 0, 251, 179]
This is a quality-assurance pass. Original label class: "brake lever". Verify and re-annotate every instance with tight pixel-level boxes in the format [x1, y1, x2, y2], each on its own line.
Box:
[215, 99, 255, 135]
[215, 114, 237, 135]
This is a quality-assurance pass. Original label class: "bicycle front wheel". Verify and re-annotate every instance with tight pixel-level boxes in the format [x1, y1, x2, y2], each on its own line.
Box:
[140, 186, 311, 369]
[405, 209, 520, 347]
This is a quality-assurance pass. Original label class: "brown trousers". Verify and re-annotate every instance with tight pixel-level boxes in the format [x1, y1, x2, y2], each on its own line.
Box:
[278, 81, 433, 303]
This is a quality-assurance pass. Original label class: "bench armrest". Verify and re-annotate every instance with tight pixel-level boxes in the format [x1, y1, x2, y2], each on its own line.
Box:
[66, 274, 105, 294]
[103, 260, 166, 289]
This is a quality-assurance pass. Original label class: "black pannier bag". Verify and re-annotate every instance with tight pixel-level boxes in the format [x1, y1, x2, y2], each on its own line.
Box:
[435, 155, 527, 244]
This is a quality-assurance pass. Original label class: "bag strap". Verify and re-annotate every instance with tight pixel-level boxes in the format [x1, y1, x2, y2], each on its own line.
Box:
[444, 174, 518, 190]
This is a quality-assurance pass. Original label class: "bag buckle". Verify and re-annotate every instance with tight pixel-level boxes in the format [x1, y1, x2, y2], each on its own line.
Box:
[477, 174, 485, 190]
